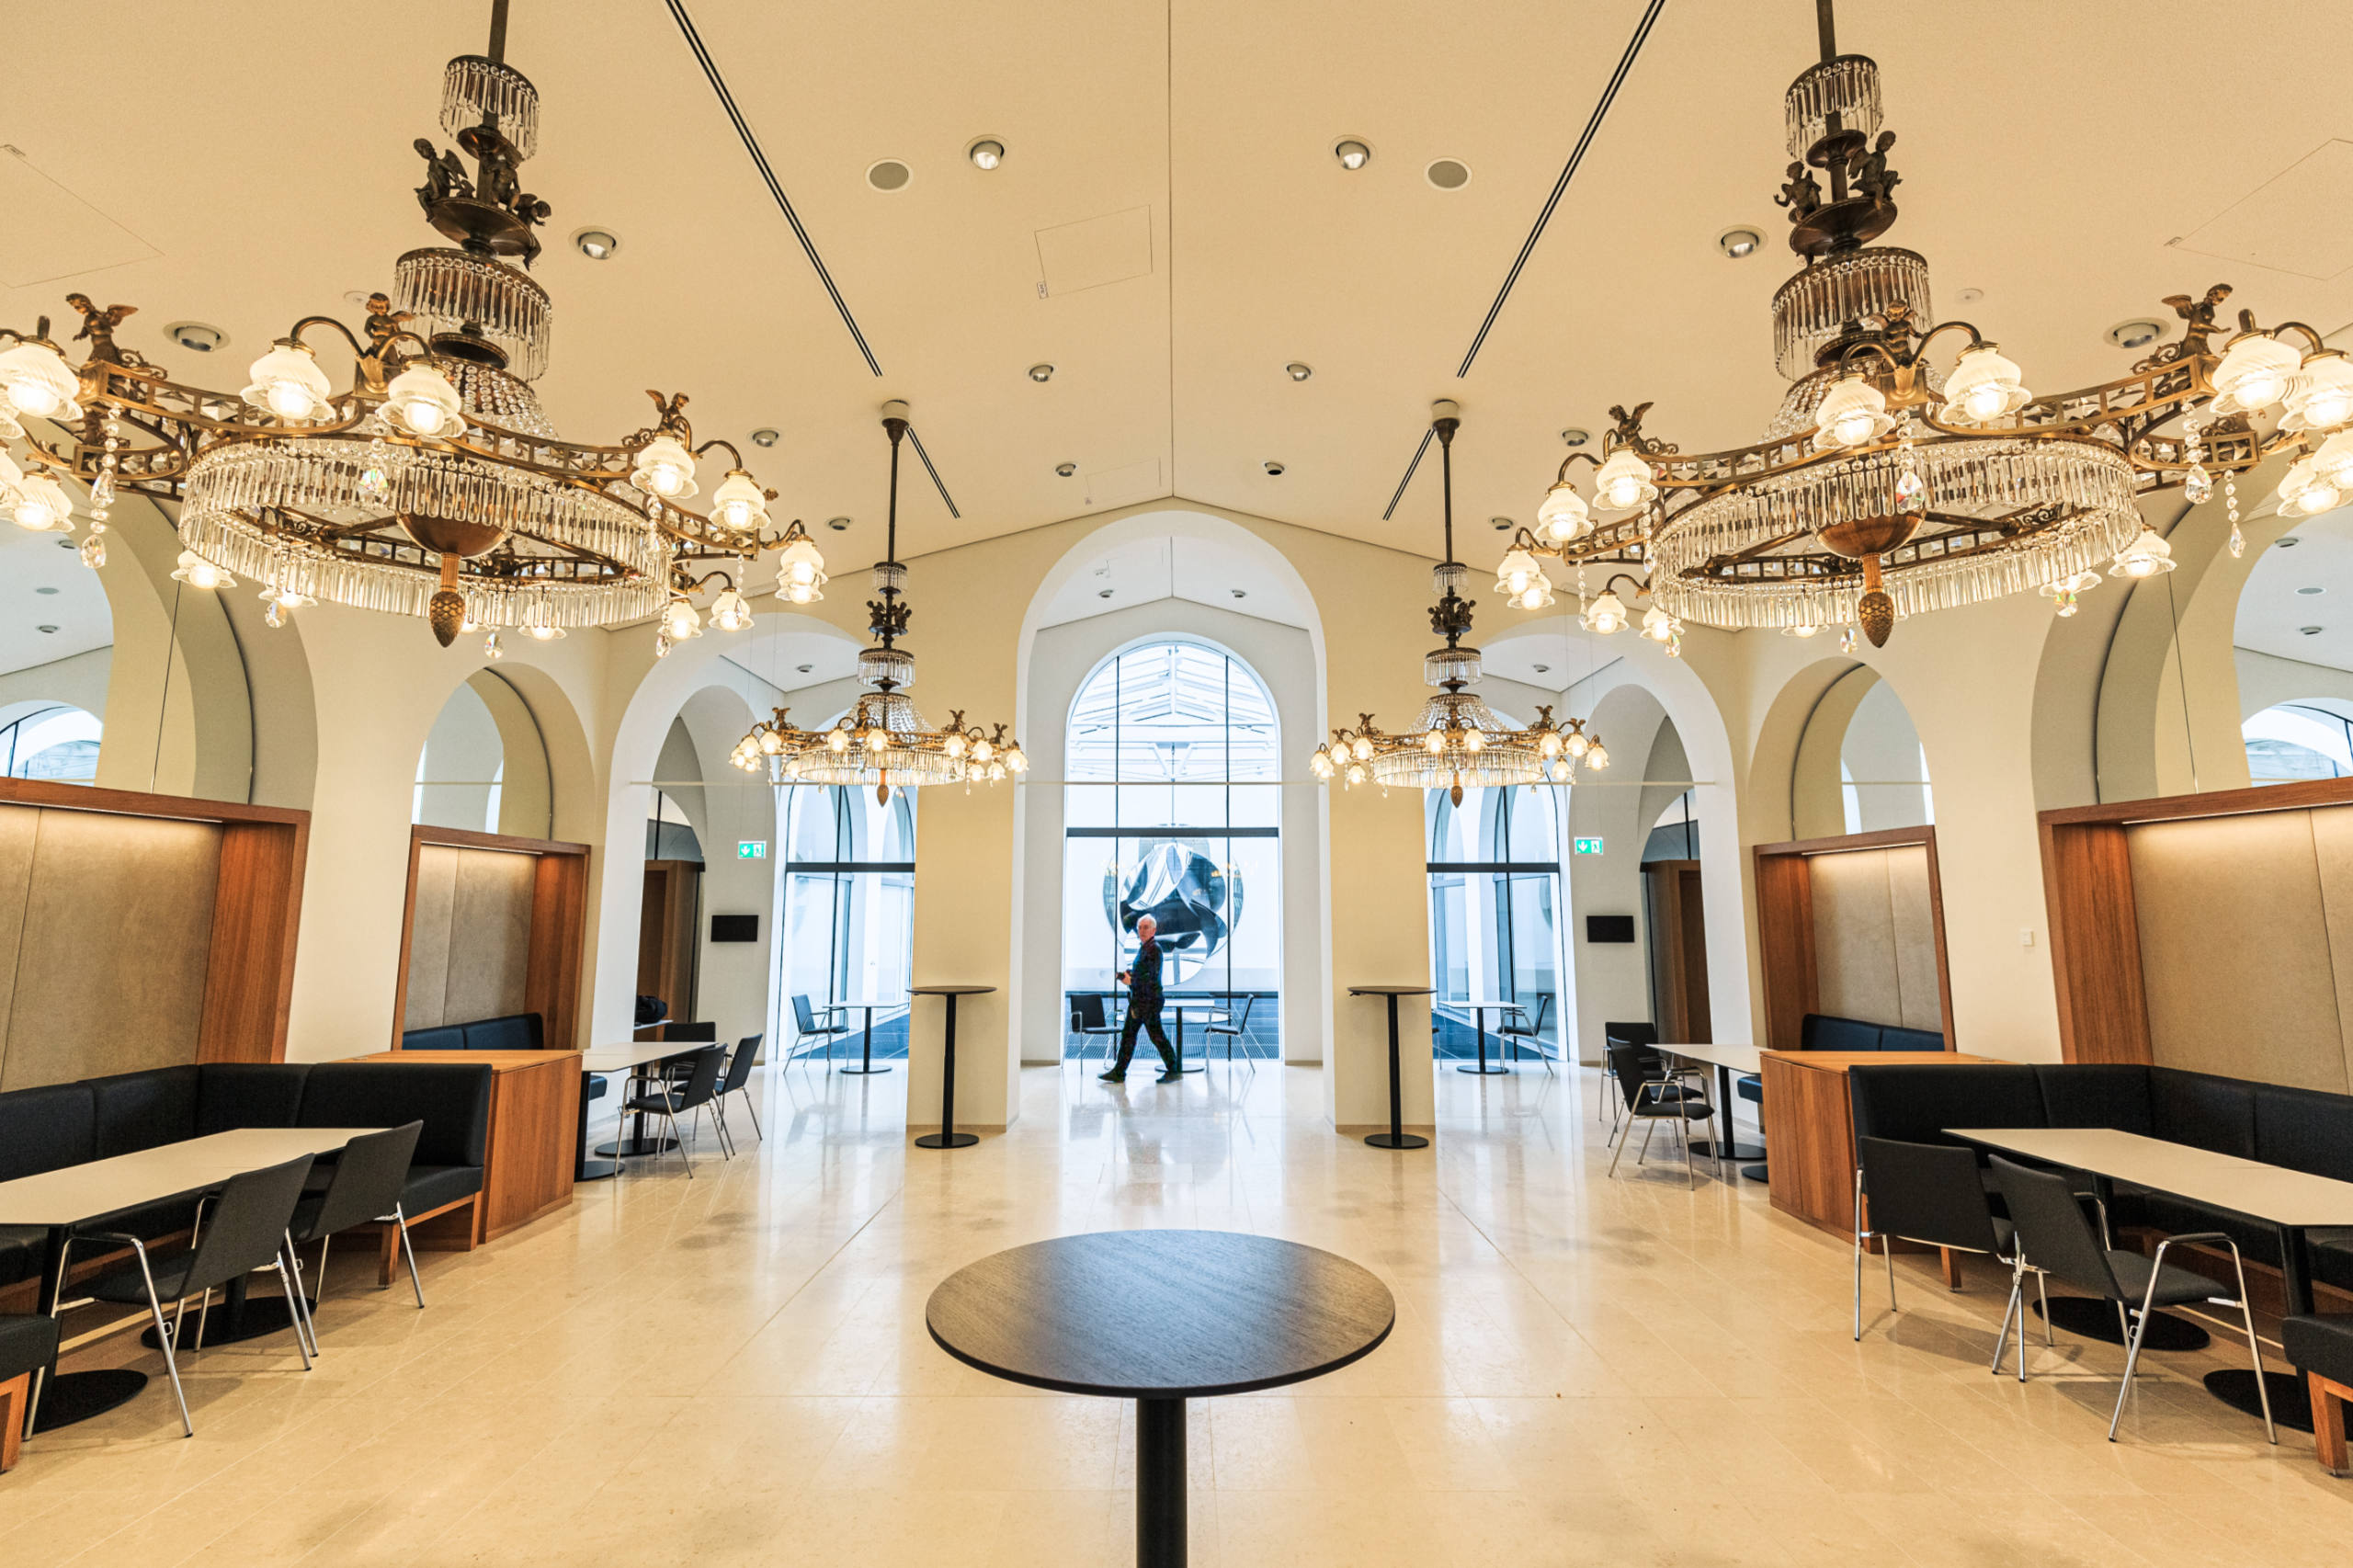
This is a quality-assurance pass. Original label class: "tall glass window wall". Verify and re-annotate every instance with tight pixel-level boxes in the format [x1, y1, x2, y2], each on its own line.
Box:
[0, 704, 100, 784]
[1427, 785, 1563, 1057]
[775, 783, 915, 1059]
[1061, 642, 1280, 1058]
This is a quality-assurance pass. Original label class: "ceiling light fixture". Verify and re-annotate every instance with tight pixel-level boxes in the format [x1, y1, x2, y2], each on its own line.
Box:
[1231, 588, 1247, 598]
[826, 516, 852, 530]
[731, 403, 1023, 801]
[1718, 227, 1762, 259]
[1028, 363, 1054, 382]
[1425, 159, 1471, 190]
[866, 159, 912, 191]
[2279, 536, 2302, 547]
[1285, 362, 1313, 381]
[1054, 462, 1076, 477]
[1310, 402, 1581, 804]
[967, 139, 1006, 170]
[1334, 140, 1371, 171]
[1560, 428, 1590, 448]
[2299, 585, 2325, 595]
[571, 227, 619, 260]
[2106, 318, 2164, 350]
[1503, 0, 2347, 647]
[2302, 625, 2324, 634]
[0, 1, 784, 644]
[165, 323, 225, 353]
[1263, 460, 1285, 475]
[750, 428, 780, 448]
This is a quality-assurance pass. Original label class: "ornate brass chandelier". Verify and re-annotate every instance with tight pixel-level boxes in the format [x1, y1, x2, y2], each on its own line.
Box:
[730, 403, 1025, 802]
[1310, 403, 1594, 805]
[0, 1, 783, 651]
[1504, 0, 2350, 648]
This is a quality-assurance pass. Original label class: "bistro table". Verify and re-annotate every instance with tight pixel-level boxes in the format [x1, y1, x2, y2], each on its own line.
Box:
[577, 1042, 699, 1179]
[1347, 984, 1434, 1149]
[908, 985, 994, 1149]
[1657, 1041, 1768, 1175]
[928, 1231, 1393, 1567]
[1949, 1125, 2353, 1433]
[833, 997, 904, 1075]
[0, 1126, 379, 1431]
[1450, 998, 1525, 1075]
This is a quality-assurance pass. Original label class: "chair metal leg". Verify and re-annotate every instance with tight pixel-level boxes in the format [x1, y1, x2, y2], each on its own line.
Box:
[1990, 1267, 2020, 1374]
[1608, 1113, 1634, 1176]
[1853, 1171, 1867, 1341]
[128, 1242, 193, 1437]
[1680, 1113, 1697, 1189]
[283, 1230, 320, 1358]
[1884, 1233, 1899, 1312]
[274, 1256, 313, 1371]
[670, 1108, 693, 1177]
[2109, 1299, 2154, 1441]
[194, 1285, 213, 1350]
[743, 1086, 763, 1142]
[392, 1208, 425, 1308]
[2037, 1270, 2052, 1346]
[2234, 1289, 2278, 1444]
[1635, 1110, 1659, 1168]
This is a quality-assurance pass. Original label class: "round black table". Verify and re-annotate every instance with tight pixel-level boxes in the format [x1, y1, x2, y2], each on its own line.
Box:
[835, 998, 902, 1076]
[1347, 984, 1433, 1149]
[927, 1231, 1393, 1567]
[908, 985, 993, 1149]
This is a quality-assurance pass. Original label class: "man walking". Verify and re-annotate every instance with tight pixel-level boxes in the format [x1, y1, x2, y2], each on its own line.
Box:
[1100, 913, 1181, 1084]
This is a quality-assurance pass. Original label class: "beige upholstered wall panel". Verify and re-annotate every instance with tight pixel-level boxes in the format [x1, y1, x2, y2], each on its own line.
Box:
[1885, 844, 1943, 1031]
[404, 844, 532, 1033]
[2300, 806, 2353, 1093]
[404, 844, 460, 1031]
[443, 847, 533, 1024]
[0, 811, 220, 1090]
[0, 806, 41, 1087]
[2130, 811, 2348, 1091]
[1812, 848, 1900, 1024]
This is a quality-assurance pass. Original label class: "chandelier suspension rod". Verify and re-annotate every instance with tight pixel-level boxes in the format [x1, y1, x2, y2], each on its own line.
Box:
[1436, 413, 1459, 567]
[1814, 0, 1836, 62]
[883, 412, 905, 568]
[486, 0, 510, 63]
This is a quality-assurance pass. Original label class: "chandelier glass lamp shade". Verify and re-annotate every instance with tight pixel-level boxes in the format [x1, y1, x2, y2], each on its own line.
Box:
[0, 0, 787, 647]
[1497, 0, 2353, 647]
[1308, 403, 1578, 805]
[730, 403, 1025, 803]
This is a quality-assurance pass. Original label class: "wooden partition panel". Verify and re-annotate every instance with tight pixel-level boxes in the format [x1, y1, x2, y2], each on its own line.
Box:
[1751, 825, 1953, 1051]
[392, 824, 591, 1049]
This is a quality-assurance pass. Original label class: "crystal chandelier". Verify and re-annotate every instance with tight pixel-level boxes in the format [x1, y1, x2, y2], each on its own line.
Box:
[1310, 403, 1594, 805]
[1504, 0, 2346, 648]
[0, 1, 782, 649]
[730, 403, 1026, 802]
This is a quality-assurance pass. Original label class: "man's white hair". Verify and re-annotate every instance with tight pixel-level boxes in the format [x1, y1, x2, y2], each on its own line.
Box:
[1137, 914, 1157, 928]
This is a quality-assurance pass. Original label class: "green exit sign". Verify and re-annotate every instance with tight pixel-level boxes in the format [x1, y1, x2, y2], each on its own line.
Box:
[1573, 836, 1604, 856]
[736, 841, 767, 860]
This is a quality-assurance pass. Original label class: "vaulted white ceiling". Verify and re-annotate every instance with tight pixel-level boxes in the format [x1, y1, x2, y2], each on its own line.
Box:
[8, 0, 2353, 591]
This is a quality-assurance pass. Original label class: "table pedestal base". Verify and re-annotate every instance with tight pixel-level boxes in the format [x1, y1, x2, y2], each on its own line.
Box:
[2203, 1368, 2313, 1435]
[2034, 1297, 2211, 1350]
[1365, 1131, 1429, 1150]
[30, 1368, 148, 1433]
[596, 1137, 676, 1159]
[915, 1131, 979, 1149]
[1739, 1163, 1769, 1183]
[575, 1157, 621, 1181]
[837, 1064, 894, 1075]
[1455, 1062, 1508, 1075]
[1137, 1395, 1186, 1568]
[1689, 1140, 1767, 1161]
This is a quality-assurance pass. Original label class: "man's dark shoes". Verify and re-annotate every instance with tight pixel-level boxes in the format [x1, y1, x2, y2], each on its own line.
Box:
[1156, 1071, 1183, 1084]
[1097, 1070, 1126, 1082]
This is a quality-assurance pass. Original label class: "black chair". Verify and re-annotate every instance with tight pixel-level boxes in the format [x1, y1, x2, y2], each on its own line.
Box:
[1599, 1021, 1686, 1130]
[620, 1046, 725, 1178]
[284, 1122, 426, 1353]
[0, 1313, 59, 1472]
[1604, 1043, 1711, 1187]
[1496, 994, 1555, 1074]
[1854, 1137, 2043, 1345]
[1070, 993, 1121, 1066]
[1205, 996, 1257, 1065]
[1989, 1154, 2274, 1444]
[710, 1036, 765, 1156]
[790, 994, 851, 1065]
[66, 1154, 316, 1437]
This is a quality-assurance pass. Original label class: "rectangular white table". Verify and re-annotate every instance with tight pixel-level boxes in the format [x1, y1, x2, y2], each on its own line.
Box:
[1657, 1042, 1766, 1166]
[0, 1126, 379, 1433]
[579, 1042, 721, 1176]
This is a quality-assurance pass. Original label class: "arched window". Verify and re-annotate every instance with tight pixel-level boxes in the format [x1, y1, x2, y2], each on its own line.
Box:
[1426, 779, 1563, 1057]
[777, 782, 916, 1058]
[1062, 641, 1280, 1058]
[0, 703, 101, 784]
[414, 673, 551, 836]
[2244, 701, 2353, 784]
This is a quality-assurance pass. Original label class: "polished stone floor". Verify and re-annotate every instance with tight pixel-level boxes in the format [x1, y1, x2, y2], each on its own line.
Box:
[6, 1060, 2348, 1565]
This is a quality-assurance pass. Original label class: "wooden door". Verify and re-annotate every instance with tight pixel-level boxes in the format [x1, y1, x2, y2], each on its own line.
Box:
[1643, 859, 1711, 1043]
[636, 859, 701, 1034]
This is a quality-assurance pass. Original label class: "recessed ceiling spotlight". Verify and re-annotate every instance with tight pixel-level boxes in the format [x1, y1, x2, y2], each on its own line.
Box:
[165, 322, 224, 353]
[1561, 427, 1590, 448]
[750, 428, 780, 448]
[34, 585, 57, 596]
[1955, 287, 1986, 305]
[1285, 362, 1313, 381]
[2302, 625, 2325, 635]
[796, 663, 814, 674]
[1491, 516, 1513, 530]
[1055, 461, 1077, 477]
[571, 228, 620, 260]
[2299, 585, 2326, 595]
[866, 159, 912, 192]
[1533, 663, 1551, 674]
[2107, 318, 2165, 350]
[54, 538, 73, 551]
[1098, 588, 1114, 599]
[1263, 460, 1286, 475]
[967, 138, 1006, 170]
[825, 516, 852, 531]
[36, 625, 56, 634]
[1425, 158, 1471, 190]
[2279, 536, 2302, 547]
[1717, 226, 1762, 259]
[343, 290, 372, 307]
[1028, 363, 1054, 382]
[1231, 588, 1247, 599]
[1334, 139, 1371, 171]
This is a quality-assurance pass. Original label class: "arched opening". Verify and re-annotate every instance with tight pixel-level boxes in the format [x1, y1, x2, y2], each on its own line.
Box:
[1060, 638, 1282, 1060]
[2244, 699, 2353, 784]
[0, 700, 102, 784]
[1426, 771, 1563, 1062]
[1791, 665, 1934, 837]
[777, 779, 916, 1063]
[412, 670, 553, 837]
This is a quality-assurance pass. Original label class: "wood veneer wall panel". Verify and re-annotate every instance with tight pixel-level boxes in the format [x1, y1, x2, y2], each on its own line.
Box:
[199, 818, 306, 1063]
[1753, 852, 1816, 1052]
[0, 807, 40, 1086]
[526, 851, 587, 1051]
[2128, 812, 2346, 1090]
[2040, 819, 2151, 1064]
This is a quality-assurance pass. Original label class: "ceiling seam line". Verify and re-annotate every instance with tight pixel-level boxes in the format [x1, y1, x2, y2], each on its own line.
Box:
[1381, 426, 1438, 522]
[661, 0, 883, 377]
[904, 427, 961, 519]
[1455, 0, 1666, 379]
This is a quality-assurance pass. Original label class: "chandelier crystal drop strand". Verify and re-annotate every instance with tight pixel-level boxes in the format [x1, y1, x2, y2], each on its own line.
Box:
[730, 404, 1025, 802]
[1309, 403, 1584, 804]
[0, 0, 783, 645]
[1495, 0, 2353, 647]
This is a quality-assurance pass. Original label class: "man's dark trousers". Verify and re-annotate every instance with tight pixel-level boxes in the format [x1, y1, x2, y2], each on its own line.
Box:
[1111, 1002, 1177, 1075]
